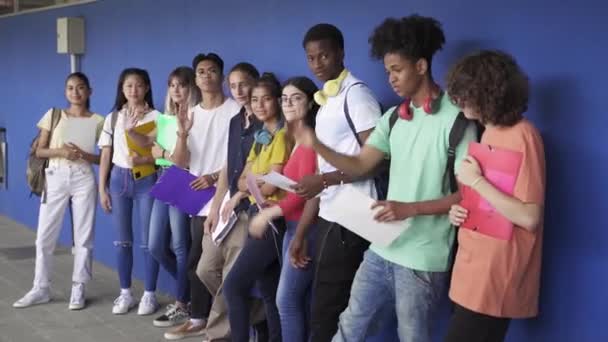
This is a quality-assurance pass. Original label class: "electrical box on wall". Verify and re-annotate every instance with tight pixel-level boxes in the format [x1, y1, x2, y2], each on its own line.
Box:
[57, 17, 85, 54]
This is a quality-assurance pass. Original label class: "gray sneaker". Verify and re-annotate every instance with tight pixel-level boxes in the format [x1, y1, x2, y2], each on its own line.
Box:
[153, 304, 189, 327]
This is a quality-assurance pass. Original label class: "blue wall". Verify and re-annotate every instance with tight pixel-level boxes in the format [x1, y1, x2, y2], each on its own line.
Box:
[1, 0, 606, 341]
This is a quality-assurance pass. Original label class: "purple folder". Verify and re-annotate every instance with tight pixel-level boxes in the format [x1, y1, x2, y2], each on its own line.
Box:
[149, 166, 216, 216]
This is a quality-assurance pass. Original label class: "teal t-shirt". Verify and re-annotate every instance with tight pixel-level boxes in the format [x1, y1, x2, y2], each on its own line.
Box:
[155, 113, 178, 166]
[366, 93, 477, 272]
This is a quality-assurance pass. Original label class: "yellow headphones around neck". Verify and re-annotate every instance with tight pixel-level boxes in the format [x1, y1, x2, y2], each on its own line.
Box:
[314, 69, 349, 106]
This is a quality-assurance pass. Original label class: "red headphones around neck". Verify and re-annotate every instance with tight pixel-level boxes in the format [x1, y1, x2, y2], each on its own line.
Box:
[398, 86, 442, 121]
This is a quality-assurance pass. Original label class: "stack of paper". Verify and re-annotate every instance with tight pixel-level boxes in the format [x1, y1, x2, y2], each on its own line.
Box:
[257, 171, 297, 193]
[329, 186, 410, 247]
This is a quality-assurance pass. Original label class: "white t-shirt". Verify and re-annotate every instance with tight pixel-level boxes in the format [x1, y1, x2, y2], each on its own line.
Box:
[315, 72, 381, 222]
[187, 98, 240, 177]
[97, 108, 161, 168]
[37, 108, 104, 168]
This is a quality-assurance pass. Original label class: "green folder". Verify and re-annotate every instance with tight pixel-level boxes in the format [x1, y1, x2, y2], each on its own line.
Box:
[155, 114, 178, 166]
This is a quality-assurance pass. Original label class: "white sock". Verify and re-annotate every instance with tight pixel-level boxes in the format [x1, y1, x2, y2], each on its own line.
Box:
[143, 290, 155, 297]
[120, 288, 132, 296]
[190, 318, 204, 327]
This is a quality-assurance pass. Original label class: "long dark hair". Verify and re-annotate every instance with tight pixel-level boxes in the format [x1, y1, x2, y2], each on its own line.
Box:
[282, 76, 319, 129]
[66, 72, 91, 109]
[112, 68, 155, 111]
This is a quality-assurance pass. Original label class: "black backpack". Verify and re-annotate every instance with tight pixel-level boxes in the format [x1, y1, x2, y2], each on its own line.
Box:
[344, 84, 481, 198]
[386, 108, 479, 194]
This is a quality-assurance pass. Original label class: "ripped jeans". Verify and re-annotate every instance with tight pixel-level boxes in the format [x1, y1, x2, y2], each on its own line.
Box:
[109, 166, 158, 291]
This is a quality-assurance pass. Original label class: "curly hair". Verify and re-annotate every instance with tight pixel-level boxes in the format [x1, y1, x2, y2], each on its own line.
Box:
[369, 14, 445, 65]
[446, 50, 528, 126]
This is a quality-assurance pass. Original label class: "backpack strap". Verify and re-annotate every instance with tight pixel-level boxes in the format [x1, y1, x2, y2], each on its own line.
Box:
[343, 82, 391, 200]
[444, 112, 469, 193]
[41, 108, 62, 203]
[388, 106, 399, 135]
[104, 111, 118, 185]
[50, 108, 62, 130]
[48, 107, 62, 146]
[343, 82, 366, 146]
[108, 111, 118, 154]
[110, 111, 118, 140]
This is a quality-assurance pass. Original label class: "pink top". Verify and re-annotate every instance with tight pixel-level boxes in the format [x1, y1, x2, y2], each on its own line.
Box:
[278, 145, 317, 222]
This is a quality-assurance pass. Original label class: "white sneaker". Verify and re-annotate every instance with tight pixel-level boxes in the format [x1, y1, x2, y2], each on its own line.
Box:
[13, 287, 51, 308]
[69, 283, 86, 310]
[137, 292, 159, 316]
[112, 292, 136, 315]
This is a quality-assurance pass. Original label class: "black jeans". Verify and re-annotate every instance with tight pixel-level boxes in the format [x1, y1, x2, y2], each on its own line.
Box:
[223, 208, 285, 342]
[309, 217, 369, 342]
[445, 304, 511, 342]
[188, 216, 212, 320]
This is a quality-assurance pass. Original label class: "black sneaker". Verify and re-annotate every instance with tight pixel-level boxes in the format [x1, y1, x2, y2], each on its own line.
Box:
[153, 304, 189, 327]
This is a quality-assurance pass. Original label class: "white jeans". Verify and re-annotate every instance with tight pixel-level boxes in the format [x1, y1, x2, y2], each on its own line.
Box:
[33, 163, 96, 289]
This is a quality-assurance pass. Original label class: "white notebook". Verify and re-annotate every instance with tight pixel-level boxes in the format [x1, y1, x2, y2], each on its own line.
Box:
[211, 192, 239, 245]
[62, 116, 99, 154]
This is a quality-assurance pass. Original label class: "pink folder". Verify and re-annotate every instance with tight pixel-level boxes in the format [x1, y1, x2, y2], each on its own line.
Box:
[246, 173, 279, 234]
[459, 142, 523, 240]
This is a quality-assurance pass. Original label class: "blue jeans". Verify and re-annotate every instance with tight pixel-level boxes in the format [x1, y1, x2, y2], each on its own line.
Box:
[149, 197, 191, 303]
[276, 220, 317, 342]
[224, 207, 285, 342]
[109, 166, 158, 291]
[332, 250, 449, 342]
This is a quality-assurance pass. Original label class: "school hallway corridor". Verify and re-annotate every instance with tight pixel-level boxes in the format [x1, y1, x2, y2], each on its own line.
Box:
[0, 215, 174, 342]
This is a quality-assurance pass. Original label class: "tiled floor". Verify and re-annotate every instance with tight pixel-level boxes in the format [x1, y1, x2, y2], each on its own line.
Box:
[0, 215, 176, 342]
